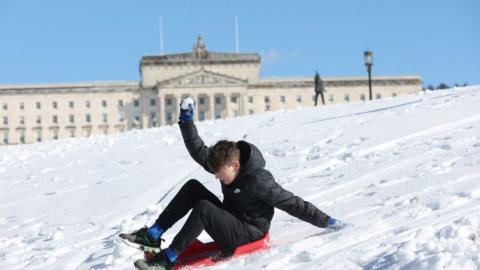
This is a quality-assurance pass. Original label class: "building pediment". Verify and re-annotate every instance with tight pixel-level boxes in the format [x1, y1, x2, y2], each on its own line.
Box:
[157, 69, 248, 88]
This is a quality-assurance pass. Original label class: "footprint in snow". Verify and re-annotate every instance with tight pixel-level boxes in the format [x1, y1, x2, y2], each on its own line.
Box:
[268, 149, 286, 158]
[352, 137, 369, 145]
[435, 143, 452, 151]
[306, 148, 325, 160]
[290, 250, 313, 263]
[363, 191, 376, 197]
[338, 152, 353, 161]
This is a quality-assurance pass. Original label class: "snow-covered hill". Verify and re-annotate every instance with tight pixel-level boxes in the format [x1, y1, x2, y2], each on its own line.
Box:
[1, 86, 480, 270]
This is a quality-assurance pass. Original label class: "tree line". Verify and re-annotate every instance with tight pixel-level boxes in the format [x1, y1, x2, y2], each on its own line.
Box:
[424, 82, 469, 91]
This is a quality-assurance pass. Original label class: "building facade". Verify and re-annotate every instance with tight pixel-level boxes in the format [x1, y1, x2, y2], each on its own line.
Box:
[0, 37, 422, 145]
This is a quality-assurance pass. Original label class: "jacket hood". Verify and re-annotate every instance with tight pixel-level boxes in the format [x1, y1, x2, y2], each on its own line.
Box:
[234, 141, 266, 183]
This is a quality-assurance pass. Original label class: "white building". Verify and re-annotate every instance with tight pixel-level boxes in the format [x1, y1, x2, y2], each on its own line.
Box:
[0, 37, 422, 145]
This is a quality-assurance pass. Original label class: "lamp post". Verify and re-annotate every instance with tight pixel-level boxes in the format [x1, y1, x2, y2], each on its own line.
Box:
[364, 50, 373, 100]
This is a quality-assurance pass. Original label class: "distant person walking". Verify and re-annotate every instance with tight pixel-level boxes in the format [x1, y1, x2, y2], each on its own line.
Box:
[314, 71, 326, 106]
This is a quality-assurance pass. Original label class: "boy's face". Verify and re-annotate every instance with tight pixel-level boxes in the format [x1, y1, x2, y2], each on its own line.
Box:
[215, 160, 240, 185]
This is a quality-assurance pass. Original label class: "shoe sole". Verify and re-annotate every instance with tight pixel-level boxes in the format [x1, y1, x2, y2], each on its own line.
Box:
[119, 234, 162, 253]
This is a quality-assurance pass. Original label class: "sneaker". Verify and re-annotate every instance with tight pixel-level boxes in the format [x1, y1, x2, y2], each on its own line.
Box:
[135, 251, 174, 270]
[326, 218, 345, 231]
[120, 226, 163, 247]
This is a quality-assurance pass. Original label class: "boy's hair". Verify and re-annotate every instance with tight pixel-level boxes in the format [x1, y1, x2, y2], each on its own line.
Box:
[207, 140, 240, 172]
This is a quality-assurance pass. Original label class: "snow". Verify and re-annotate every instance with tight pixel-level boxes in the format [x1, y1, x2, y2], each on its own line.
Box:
[1, 86, 480, 270]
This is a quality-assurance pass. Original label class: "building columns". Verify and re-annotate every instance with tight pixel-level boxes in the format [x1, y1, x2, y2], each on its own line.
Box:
[240, 93, 246, 116]
[193, 94, 199, 122]
[224, 94, 229, 118]
[141, 92, 149, 129]
[174, 94, 182, 122]
[208, 94, 215, 120]
[158, 93, 165, 126]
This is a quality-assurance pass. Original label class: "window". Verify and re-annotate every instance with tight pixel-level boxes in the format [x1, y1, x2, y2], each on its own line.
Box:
[68, 128, 75, 138]
[376, 93, 382, 99]
[102, 100, 107, 108]
[264, 96, 271, 111]
[35, 129, 42, 142]
[280, 96, 286, 103]
[199, 97, 205, 105]
[85, 128, 92, 137]
[199, 111, 206, 121]
[233, 110, 239, 117]
[134, 116, 140, 123]
[19, 102, 24, 110]
[69, 115, 74, 124]
[19, 129, 25, 144]
[231, 96, 238, 103]
[19, 116, 25, 125]
[86, 114, 91, 123]
[36, 102, 41, 110]
[392, 93, 398, 97]
[249, 109, 254, 115]
[2, 103, 7, 110]
[329, 95, 334, 102]
[52, 115, 58, 124]
[2, 116, 7, 125]
[150, 99, 156, 106]
[36, 116, 41, 125]
[101, 128, 108, 135]
[248, 96, 253, 103]
[344, 95, 350, 102]
[166, 98, 172, 106]
[215, 97, 222, 105]
[296, 96, 302, 103]
[134, 99, 140, 107]
[118, 100, 124, 108]
[166, 112, 173, 122]
[69, 101, 74, 109]
[151, 112, 157, 123]
[118, 112, 125, 122]
[360, 94, 366, 101]
[2, 130, 8, 144]
[52, 129, 59, 140]
[85, 101, 90, 108]
[52, 101, 58, 109]
[102, 114, 108, 123]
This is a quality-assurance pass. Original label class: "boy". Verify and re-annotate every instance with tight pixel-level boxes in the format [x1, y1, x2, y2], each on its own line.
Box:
[121, 97, 342, 269]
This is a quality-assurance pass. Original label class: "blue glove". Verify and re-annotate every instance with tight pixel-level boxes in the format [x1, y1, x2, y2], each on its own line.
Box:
[179, 97, 196, 122]
[326, 218, 345, 231]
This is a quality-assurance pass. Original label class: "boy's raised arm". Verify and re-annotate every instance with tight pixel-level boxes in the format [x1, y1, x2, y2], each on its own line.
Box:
[178, 97, 214, 174]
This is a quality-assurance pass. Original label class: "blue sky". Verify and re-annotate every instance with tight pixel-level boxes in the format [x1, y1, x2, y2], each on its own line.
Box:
[0, 0, 478, 87]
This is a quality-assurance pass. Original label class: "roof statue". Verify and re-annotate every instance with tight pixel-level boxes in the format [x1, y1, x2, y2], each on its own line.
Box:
[193, 35, 208, 60]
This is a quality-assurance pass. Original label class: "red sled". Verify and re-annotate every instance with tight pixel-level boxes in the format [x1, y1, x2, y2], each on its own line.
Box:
[145, 233, 270, 269]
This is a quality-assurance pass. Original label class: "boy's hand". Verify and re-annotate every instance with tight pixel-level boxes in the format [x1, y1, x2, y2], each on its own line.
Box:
[326, 218, 345, 231]
[179, 97, 196, 122]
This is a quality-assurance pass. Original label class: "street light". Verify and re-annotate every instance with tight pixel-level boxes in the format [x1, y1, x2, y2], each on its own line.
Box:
[364, 50, 373, 100]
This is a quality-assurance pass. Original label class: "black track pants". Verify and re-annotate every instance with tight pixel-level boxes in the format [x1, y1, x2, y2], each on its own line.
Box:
[155, 179, 264, 256]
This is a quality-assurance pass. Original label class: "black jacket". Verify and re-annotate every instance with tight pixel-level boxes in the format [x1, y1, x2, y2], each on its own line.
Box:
[179, 121, 330, 233]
